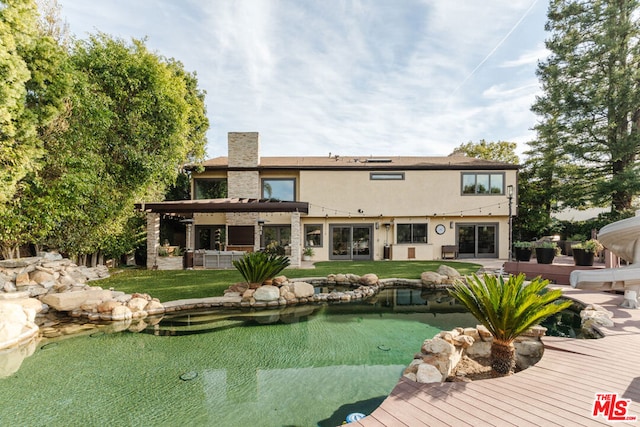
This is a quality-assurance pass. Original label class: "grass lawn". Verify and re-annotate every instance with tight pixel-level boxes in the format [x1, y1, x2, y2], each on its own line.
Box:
[100, 260, 481, 303]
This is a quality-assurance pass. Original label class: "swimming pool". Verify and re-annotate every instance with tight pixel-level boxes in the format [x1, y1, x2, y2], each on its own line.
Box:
[0, 288, 477, 427]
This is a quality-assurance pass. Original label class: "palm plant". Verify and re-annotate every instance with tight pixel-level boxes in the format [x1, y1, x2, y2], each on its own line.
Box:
[232, 251, 290, 287]
[449, 273, 571, 376]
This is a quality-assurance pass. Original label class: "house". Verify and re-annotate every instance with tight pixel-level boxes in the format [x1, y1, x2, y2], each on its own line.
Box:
[138, 132, 519, 268]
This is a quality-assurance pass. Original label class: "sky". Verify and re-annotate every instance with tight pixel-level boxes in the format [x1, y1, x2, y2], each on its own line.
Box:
[58, 0, 550, 160]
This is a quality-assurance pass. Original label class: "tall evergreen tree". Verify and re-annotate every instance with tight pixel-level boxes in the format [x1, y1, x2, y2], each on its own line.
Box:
[531, 0, 640, 215]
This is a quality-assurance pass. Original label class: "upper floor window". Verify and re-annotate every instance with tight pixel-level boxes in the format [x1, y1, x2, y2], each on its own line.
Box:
[397, 223, 428, 244]
[461, 173, 504, 195]
[194, 178, 227, 200]
[262, 178, 296, 201]
[370, 172, 404, 180]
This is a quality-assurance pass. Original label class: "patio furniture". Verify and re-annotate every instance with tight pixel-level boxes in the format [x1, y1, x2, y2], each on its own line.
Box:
[441, 245, 458, 260]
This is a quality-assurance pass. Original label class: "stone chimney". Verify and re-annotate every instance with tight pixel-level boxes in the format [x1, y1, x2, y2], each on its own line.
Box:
[228, 132, 260, 168]
[227, 132, 260, 199]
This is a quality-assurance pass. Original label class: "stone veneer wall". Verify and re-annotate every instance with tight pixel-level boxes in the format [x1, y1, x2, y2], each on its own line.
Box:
[227, 133, 261, 251]
[146, 213, 160, 269]
[290, 212, 301, 265]
[228, 132, 260, 168]
[227, 171, 260, 199]
[227, 132, 260, 200]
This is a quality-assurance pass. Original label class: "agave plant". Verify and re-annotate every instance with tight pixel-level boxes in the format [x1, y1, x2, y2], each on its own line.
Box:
[449, 273, 571, 376]
[232, 251, 290, 287]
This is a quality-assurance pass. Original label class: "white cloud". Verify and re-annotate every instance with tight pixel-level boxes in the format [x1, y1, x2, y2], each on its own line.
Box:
[59, 0, 549, 159]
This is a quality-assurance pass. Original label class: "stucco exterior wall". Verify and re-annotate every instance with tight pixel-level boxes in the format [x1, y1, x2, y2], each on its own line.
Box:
[188, 132, 517, 264]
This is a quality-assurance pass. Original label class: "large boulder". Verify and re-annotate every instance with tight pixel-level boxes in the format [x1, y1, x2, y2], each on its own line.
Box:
[421, 271, 444, 285]
[253, 285, 280, 302]
[416, 362, 444, 383]
[41, 289, 113, 311]
[359, 274, 378, 286]
[291, 282, 314, 298]
[0, 303, 27, 344]
[437, 265, 462, 281]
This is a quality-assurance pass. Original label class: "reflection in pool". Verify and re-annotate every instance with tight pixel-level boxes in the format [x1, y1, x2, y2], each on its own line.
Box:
[0, 288, 477, 426]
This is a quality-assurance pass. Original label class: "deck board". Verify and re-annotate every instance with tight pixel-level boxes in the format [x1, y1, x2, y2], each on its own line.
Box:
[355, 286, 640, 426]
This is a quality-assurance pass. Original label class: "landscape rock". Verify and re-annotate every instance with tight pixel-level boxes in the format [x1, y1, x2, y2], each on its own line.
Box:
[437, 265, 461, 281]
[41, 289, 113, 311]
[416, 362, 445, 383]
[253, 285, 280, 302]
[359, 274, 378, 285]
[291, 282, 314, 298]
[421, 271, 444, 285]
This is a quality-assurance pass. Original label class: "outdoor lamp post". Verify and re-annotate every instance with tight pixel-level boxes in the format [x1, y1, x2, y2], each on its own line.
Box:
[507, 185, 514, 262]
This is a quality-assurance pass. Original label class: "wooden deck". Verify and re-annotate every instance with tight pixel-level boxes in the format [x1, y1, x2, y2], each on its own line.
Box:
[352, 286, 640, 426]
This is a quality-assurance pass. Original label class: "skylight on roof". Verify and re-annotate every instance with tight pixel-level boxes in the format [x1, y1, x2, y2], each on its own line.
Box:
[365, 158, 392, 163]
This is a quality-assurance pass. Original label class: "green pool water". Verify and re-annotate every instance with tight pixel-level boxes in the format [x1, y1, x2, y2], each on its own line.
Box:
[0, 289, 477, 427]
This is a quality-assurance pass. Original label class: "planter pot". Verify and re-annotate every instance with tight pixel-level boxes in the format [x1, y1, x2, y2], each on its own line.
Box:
[573, 248, 595, 266]
[535, 247, 555, 264]
[514, 248, 532, 262]
[565, 241, 580, 256]
[302, 255, 311, 261]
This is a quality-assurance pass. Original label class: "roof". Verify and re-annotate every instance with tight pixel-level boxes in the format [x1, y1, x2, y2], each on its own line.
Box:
[191, 155, 519, 171]
[135, 198, 309, 216]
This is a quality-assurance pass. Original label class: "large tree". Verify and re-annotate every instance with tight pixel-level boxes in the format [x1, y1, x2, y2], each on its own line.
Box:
[451, 140, 519, 164]
[42, 34, 208, 262]
[0, 0, 72, 258]
[532, 0, 640, 215]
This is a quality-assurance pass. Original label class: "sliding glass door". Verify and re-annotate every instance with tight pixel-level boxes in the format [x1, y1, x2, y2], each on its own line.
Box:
[457, 223, 498, 258]
[330, 225, 372, 260]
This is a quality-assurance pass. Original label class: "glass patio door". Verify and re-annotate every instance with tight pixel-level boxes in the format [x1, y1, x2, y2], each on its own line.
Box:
[330, 225, 372, 260]
[456, 224, 498, 258]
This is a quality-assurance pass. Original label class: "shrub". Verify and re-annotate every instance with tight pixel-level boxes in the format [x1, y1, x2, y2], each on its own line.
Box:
[233, 251, 290, 285]
[513, 241, 533, 249]
[265, 241, 286, 256]
[449, 273, 571, 376]
[571, 239, 603, 254]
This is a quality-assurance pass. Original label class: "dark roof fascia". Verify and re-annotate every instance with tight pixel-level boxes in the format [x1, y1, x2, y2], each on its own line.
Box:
[135, 199, 309, 215]
[201, 164, 520, 172]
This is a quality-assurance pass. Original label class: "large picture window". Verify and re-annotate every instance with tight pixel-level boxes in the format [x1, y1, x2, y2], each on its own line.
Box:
[461, 173, 504, 195]
[194, 178, 227, 199]
[397, 223, 428, 244]
[262, 178, 295, 201]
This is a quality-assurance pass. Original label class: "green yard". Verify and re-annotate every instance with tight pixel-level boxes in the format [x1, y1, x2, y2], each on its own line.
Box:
[100, 260, 481, 302]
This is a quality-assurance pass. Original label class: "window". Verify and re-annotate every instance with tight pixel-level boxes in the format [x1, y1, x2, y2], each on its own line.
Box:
[461, 173, 504, 195]
[228, 226, 254, 246]
[370, 172, 404, 180]
[304, 224, 323, 247]
[194, 178, 227, 200]
[397, 223, 428, 244]
[262, 178, 295, 201]
[263, 225, 291, 251]
[195, 225, 225, 250]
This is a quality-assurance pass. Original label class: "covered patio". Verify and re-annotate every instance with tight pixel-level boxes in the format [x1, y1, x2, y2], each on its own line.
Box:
[135, 198, 309, 269]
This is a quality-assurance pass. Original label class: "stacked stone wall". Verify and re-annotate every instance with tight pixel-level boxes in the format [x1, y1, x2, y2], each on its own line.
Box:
[228, 132, 259, 168]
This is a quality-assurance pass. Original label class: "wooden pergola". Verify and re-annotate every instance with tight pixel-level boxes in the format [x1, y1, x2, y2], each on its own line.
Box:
[134, 198, 309, 216]
[135, 198, 309, 269]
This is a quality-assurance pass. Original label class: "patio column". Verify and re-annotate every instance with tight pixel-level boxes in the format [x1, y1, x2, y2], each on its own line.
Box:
[146, 212, 160, 269]
[290, 212, 301, 267]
